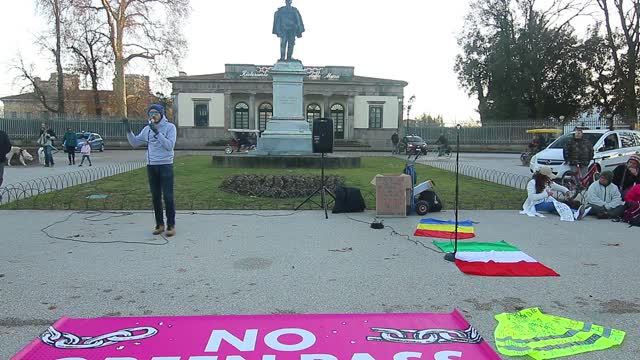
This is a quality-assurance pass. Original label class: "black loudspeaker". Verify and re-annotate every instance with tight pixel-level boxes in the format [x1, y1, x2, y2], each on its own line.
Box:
[312, 117, 334, 153]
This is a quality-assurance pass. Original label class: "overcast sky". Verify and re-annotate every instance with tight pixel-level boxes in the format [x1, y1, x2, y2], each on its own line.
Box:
[0, 0, 498, 123]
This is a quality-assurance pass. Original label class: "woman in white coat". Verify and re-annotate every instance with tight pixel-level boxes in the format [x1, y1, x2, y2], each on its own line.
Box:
[521, 166, 589, 220]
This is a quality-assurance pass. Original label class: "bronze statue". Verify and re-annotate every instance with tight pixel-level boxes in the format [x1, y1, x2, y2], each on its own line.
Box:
[273, 0, 305, 61]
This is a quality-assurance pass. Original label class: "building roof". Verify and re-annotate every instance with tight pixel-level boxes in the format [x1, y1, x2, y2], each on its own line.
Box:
[1, 90, 117, 103]
[0, 93, 41, 101]
[167, 72, 408, 86]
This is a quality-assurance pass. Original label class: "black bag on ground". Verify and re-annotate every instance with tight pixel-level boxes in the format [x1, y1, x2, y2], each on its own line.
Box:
[418, 190, 444, 212]
[332, 186, 366, 213]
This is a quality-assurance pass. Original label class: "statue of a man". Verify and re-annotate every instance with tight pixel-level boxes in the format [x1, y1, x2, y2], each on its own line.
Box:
[273, 0, 305, 61]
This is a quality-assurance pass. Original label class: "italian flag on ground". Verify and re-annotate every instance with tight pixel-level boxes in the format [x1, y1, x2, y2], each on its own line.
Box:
[434, 241, 559, 277]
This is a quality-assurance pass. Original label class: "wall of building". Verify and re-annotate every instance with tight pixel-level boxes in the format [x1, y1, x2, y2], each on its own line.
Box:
[176, 93, 225, 127]
[353, 96, 400, 129]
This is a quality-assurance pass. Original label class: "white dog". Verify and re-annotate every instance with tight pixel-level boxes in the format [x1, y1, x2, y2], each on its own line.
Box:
[37, 147, 45, 165]
[7, 146, 34, 166]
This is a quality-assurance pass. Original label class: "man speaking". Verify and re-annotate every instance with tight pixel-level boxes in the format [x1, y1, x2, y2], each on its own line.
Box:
[124, 104, 177, 237]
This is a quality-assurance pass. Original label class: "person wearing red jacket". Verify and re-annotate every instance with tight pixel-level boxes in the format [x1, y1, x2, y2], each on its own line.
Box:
[624, 183, 640, 203]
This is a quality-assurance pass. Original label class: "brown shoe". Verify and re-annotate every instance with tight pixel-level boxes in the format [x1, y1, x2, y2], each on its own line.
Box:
[152, 224, 165, 235]
[165, 225, 176, 237]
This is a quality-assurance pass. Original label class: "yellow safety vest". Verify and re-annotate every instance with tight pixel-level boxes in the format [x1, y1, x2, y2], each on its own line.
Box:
[494, 307, 625, 359]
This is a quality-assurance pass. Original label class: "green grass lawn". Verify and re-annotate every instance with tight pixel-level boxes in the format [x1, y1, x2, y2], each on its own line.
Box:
[3, 156, 525, 210]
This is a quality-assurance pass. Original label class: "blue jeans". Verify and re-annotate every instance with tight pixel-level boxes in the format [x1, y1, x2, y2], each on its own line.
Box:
[535, 201, 557, 214]
[147, 164, 175, 227]
[44, 145, 54, 166]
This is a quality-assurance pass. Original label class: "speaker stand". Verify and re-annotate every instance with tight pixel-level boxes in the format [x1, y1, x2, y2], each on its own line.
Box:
[295, 152, 336, 219]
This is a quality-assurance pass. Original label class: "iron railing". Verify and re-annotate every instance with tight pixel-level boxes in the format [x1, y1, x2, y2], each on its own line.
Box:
[405, 116, 631, 145]
[419, 157, 532, 190]
[0, 161, 147, 206]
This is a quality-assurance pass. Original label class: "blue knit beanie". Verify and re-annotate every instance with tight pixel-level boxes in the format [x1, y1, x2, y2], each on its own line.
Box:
[148, 104, 164, 115]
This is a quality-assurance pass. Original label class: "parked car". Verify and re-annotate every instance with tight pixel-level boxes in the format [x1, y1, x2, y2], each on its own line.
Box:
[529, 129, 640, 179]
[399, 135, 428, 155]
[68, 132, 105, 152]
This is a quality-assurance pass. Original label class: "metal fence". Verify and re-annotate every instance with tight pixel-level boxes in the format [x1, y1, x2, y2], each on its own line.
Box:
[406, 117, 631, 145]
[0, 160, 148, 206]
[406, 124, 538, 145]
[0, 116, 147, 142]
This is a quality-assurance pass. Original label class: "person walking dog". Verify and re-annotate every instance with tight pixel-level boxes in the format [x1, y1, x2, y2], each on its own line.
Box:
[124, 104, 177, 237]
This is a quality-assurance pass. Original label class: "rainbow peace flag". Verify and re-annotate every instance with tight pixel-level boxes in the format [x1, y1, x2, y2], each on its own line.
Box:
[414, 218, 475, 239]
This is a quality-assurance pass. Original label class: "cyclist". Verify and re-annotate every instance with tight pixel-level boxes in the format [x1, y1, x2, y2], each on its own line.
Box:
[435, 132, 450, 156]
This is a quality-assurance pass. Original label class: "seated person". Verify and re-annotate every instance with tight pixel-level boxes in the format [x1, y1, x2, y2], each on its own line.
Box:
[521, 166, 589, 220]
[584, 171, 625, 219]
[527, 137, 539, 152]
[536, 135, 546, 152]
[624, 183, 640, 203]
[612, 155, 640, 195]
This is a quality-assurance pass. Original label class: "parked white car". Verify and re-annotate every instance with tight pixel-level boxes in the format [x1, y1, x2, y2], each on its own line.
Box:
[530, 129, 640, 179]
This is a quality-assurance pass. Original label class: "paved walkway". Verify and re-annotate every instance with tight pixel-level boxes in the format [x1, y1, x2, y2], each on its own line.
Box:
[1, 210, 638, 359]
[1, 150, 148, 188]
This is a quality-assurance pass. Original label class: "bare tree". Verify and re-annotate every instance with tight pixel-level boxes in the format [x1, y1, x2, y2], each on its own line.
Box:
[36, 0, 71, 115]
[596, 0, 640, 125]
[11, 56, 60, 113]
[66, 8, 112, 116]
[76, 0, 189, 118]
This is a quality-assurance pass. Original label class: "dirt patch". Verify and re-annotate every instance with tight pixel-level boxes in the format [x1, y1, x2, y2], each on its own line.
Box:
[465, 297, 526, 312]
[600, 299, 640, 314]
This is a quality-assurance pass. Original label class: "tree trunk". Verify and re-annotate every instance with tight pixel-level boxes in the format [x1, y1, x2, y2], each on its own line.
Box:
[92, 75, 101, 116]
[624, 55, 638, 126]
[54, 0, 65, 115]
[114, 57, 127, 118]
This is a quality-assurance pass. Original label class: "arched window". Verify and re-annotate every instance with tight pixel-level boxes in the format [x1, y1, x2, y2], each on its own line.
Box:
[306, 103, 321, 122]
[234, 102, 249, 129]
[331, 103, 345, 140]
[258, 102, 273, 131]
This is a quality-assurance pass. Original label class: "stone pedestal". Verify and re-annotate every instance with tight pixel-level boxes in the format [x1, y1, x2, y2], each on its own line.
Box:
[256, 61, 312, 155]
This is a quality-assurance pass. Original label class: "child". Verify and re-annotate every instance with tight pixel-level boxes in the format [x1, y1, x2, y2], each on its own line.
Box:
[78, 142, 92, 167]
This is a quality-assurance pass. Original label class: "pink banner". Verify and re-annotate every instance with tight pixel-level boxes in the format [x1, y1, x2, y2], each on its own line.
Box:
[13, 311, 500, 360]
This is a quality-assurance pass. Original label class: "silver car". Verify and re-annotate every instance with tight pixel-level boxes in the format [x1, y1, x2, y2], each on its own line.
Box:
[530, 129, 640, 179]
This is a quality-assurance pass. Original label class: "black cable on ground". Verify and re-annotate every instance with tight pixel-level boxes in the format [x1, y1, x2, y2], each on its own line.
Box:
[344, 214, 443, 254]
[41, 210, 443, 253]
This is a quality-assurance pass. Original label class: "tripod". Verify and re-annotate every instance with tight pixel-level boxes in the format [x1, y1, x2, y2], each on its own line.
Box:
[295, 152, 336, 219]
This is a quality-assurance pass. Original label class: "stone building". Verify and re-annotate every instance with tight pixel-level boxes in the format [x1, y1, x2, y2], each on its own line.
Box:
[0, 73, 161, 119]
[168, 64, 407, 146]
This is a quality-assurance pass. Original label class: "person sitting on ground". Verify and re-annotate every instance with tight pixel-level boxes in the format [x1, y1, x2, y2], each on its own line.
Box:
[584, 171, 625, 219]
[612, 155, 640, 196]
[521, 166, 589, 220]
[624, 183, 640, 203]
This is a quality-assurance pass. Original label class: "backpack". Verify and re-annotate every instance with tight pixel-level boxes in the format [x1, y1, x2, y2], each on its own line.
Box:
[623, 201, 640, 227]
[419, 190, 444, 212]
[332, 186, 366, 213]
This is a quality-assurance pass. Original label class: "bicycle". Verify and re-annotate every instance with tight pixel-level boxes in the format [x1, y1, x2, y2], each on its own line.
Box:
[433, 144, 452, 159]
[560, 163, 599, 201]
